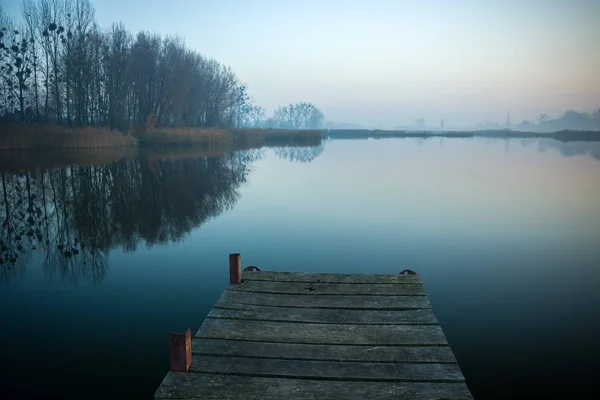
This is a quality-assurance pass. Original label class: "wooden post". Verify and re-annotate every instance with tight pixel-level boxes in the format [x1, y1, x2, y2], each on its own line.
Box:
[169, 328, 192, 372]
[229, 253, 241, 284]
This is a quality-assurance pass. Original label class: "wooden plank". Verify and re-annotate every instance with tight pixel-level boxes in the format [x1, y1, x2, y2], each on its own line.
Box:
[192, 339, 459, 363]
[230, 280, 426, 295]
[242, 271, 421, 284]
[195, 319, 449, 345]
[209, 305, 438, 325]
[218, 290, 431, 310]
[155, 373, 474, 399]
[190, 355, 466, 382]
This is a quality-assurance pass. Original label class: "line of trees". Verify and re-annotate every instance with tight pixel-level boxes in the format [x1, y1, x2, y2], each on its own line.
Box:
[477, 109, 600, 132]
[231, 101, 325, 130]
[0, 1, 325, 133]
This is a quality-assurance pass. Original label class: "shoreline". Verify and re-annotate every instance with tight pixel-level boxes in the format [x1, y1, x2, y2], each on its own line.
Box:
[0, 124, 598, 153]
[324, 128, 600, 142]
[0, 125, 322, 151]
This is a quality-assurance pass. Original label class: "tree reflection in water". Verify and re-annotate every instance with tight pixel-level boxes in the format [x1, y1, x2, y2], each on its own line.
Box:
[0, 149, 266, 284]
[273, 143, 324, 163]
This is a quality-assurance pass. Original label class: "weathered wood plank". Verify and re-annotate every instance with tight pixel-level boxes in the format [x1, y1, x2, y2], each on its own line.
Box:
[209, 305, 438, 325]
[190, 355, 465, 382]
[230, 280, 426, 295]
[195, 319, 449, 345]
[192, 339, 458, 363]
[218, 290, 431, 310]
[242, 271, 421, 284]
[155, 373, 473, 399]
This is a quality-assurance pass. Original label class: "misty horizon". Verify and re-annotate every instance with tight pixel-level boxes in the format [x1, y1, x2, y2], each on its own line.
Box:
[3, 0, 599, 129]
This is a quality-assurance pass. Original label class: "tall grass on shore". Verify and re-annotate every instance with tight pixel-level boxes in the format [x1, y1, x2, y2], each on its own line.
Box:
[140, 127, 232, 147]
[230, 128, 322, 146]
[0, 124, 323, 150]
[140, 127, 322, 147]
[0, 124, 137, 150]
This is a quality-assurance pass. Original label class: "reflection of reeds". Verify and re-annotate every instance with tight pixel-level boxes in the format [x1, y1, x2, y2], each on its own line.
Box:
[0, 124, 137, 150]
[0, 140, 323, 173]
[0, 147, 140, 173]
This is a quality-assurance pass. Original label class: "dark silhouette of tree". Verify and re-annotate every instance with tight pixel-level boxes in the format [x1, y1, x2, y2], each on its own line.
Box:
[1, 0, 304, 132]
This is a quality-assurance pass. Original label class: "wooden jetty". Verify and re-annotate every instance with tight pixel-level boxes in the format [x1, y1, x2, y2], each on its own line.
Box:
[154, 254, 473, 399]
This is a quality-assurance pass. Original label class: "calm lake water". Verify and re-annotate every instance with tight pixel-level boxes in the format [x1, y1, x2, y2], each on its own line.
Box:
[1, 137, 600, 399]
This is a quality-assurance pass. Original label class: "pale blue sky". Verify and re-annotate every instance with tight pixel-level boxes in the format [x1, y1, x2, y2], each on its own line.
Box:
[3, 0, 599, 128]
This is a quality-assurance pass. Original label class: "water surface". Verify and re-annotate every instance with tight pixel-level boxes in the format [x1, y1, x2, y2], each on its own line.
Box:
[1, 138, 599, 399]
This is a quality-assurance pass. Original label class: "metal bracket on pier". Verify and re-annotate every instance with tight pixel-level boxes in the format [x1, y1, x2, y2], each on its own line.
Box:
[244, 265, 262, 272]
[399, 269, 418, 275]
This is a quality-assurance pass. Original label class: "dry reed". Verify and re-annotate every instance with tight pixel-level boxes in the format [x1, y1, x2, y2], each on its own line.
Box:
[0, 124, 137, 150]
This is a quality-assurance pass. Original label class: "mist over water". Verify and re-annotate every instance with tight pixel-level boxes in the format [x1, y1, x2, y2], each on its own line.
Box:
[0, 137, 599, 398]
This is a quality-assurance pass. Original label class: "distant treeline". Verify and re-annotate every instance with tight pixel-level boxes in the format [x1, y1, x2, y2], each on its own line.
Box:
[478, 110, 600, 132]
[324, 129, 600, 142]
[0, 1, 324, 134]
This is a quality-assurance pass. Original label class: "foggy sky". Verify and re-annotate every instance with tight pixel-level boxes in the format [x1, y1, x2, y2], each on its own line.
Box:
[4, 0, 599, 129]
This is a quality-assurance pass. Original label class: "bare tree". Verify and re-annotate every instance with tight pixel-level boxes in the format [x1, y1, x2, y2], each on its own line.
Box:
[2, 0, 322, 133]
[22, 0, 41, 120]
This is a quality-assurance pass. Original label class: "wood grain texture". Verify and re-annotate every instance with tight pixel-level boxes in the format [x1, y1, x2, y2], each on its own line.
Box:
[154, 271, 473, 399]
[155, 373, 473, 399]
[218, 290, 431, 310]
[195, 319, 448, 345]
[209, 304, 438, 325]
[230, 280, 426, 295]
[242, 271, 421, 284]
[190, 355, 465, 382]
[192, 339, 458, 363]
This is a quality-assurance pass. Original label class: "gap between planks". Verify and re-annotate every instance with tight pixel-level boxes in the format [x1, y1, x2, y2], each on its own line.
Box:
[155, 373, 474, 400]
[191, 338, 458, 364]
[210, 303, 438, 325]
[241, 271, 422, 285]
[228, 281, 426, 296]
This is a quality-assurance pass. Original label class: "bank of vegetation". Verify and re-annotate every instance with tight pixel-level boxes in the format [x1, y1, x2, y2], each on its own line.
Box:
[0, 124, 322, 150]
[0, 1, 324, 150]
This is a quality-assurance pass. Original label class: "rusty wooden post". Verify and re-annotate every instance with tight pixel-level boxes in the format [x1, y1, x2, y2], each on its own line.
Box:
[169, 328, 192, 372]
[229, 253, 241, 284]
